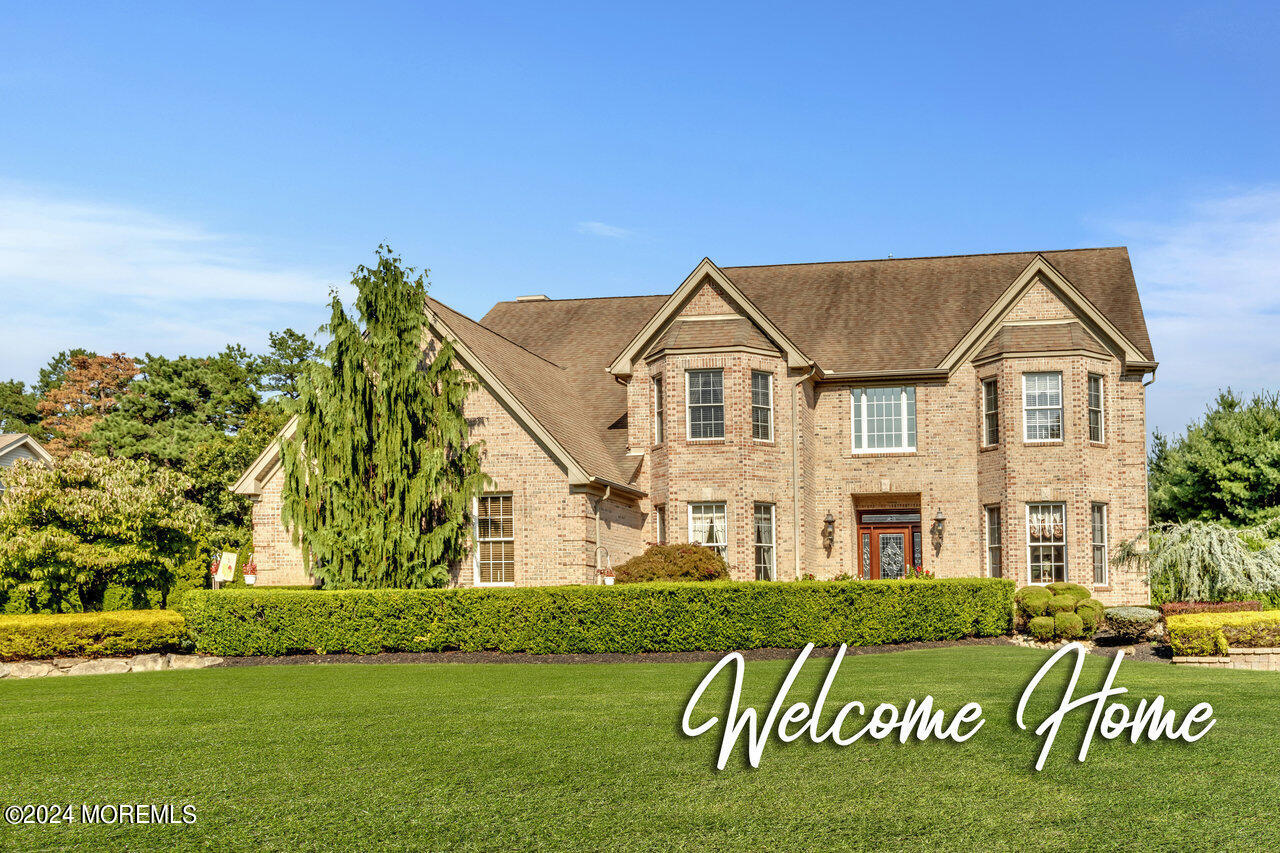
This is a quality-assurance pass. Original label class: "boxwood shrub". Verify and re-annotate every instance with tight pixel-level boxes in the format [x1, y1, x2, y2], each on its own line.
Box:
[1168, 611, 1280, 656]
[0, 610, 187, 660]
[180, 578, 1016, 656]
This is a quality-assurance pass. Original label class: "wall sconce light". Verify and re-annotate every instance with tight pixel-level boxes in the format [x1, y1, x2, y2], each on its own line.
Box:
[931, 507, 946, 556]
[822, 512, 836, 553]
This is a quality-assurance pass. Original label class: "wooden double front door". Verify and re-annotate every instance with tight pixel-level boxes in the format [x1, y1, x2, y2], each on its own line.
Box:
[857, 511, 923, 580]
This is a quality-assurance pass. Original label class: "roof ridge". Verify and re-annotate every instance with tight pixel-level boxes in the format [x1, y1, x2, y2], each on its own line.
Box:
[489, 293, 670, 305]
[426, 297, 568, 371]
[721, 246, 1128, 270]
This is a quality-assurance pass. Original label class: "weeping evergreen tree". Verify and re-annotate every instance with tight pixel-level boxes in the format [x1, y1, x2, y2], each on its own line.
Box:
[1116, 520, 1280, 604]
[281, 246, 489, 588]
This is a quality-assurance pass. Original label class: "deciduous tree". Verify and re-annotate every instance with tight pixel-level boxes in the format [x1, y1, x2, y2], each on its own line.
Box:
[0, 454, 208, 611]
[37, 353, 137, 457]
[282, 246, 489, 588]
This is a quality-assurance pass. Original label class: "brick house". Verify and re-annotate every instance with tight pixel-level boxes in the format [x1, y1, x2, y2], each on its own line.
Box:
[234, 247, 1157, 604]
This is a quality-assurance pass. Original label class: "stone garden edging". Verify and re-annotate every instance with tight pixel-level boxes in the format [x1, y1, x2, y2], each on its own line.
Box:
[1173, 647, 1280, 671]
[0, 653, 224, 679]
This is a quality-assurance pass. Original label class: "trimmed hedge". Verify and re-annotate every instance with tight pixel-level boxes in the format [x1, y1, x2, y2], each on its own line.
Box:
[181, 578, 1016, 656]
[1158, 601, 1262, 618]
[1105, 606, 1161, 641]
[1168, 611, 1280, 656]
[0, 610, 187, 661]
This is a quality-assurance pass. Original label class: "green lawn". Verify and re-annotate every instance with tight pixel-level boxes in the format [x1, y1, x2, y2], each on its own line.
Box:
[1, 646, 1277, 851]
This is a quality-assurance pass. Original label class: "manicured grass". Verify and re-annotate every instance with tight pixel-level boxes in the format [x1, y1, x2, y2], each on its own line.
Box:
[1, 646, 1277, 851]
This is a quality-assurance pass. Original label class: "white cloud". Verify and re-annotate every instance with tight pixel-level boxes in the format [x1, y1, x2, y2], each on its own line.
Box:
[1113, 188, 1280, 436]
[576, 220, 633, 239]
[0, 187, 340, 383]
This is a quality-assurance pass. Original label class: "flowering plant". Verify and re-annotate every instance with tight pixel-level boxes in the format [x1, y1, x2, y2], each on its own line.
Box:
[905, 566, 936, 580]
[596, 566, 615, 578]
[243, 557, 257, 577]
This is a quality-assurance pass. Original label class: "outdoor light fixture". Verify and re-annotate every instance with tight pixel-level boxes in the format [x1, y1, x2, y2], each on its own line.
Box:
[931, 507, 946, 555]
[822, 512, 836, 552]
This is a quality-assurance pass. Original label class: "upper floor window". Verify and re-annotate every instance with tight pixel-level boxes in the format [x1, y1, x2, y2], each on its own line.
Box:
[1022, 372, 1062, 442]
[474, 493, 515, 586]
[686, 369, 724, 440]
[751, 371, 773, 441]
[982, 378, 999, 446]
[653, 376, 664, 444]
[851, 386, 916, 452]
[1088, 374, 1104, 443]
[688, 502, 727, 558]
[1026, 502, 1066, 584]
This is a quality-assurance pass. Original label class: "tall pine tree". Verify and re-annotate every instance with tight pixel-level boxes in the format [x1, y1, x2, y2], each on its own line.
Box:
[282, 247, 488, 588]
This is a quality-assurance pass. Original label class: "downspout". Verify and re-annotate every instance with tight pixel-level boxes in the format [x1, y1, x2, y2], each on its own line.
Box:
[594, 486, 613, 582]
[791, 365, 817, 580]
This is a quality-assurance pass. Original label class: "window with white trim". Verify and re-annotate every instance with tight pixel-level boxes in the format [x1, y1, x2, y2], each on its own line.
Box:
[686, 369, 724, 440]
[1023, 372, 1063, 442]
[851, 386, 916, 452]
[688, 502, 727, 558]
[985, 505, 1002, 578]
[1088, 374, 1104, 443]
[474, 493, 515, 585]
[653, 376, 664, 444]
[1026, 503, 1066, 584]
[654, 504, 666, 545]
[1091, 503, 1108, 586]
[982, 378, 999, 446]
[753, 503, 775, 581]
[751, 371, 773, 441]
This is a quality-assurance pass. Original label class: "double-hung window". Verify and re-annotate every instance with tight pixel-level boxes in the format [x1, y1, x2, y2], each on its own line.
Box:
[850, 386, 916, 452]
[474, 493, 515, 585]
[653, 376, 664, 444]
[753, 503, 775, 581]
[982, 378, 999, 446]
[654, 504, 667, 545]
[688, 502, 727, 558]
[985, 506, 1002, 578]
[751, 371, 773, 441]
[686, 369, 724, 440]
[1023, 372, 1063, 442]
[1091, 503, 1108, 586]
[1088, 374, 1104, 443]
[1026, 503, 1066, 584]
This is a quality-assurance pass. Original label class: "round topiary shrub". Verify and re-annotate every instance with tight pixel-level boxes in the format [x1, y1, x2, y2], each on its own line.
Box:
[1028, 615, 1056, 641]
[1045, 594, 1078, 615]
[1105, 606, 1160, 641]
[1054, 611, 1085, 640]
[1046, 581, 1091, 602]
[1015, 586, 1053, 618]
[614, 544, 729, 583]
[1075, 599, 1104, 633]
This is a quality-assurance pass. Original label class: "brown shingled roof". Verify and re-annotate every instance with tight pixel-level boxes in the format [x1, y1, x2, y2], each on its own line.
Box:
[975, 321, 1112, 362]
[722, 247, 1152, 373]
[644, 317, 779, 358]
[423, 246, 1151, 489]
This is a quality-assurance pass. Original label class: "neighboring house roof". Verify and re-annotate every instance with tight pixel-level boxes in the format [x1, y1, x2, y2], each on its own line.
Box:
[974, 321, 1111, 362]
[0, 433, 54, 467]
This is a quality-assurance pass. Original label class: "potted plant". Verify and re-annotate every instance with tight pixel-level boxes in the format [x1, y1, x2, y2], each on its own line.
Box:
[598, 566, 615, 586]
[243, 557, 258, 586]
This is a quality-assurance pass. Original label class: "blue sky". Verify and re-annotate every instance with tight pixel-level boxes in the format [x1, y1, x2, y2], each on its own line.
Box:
[2, 1, 1277, 435]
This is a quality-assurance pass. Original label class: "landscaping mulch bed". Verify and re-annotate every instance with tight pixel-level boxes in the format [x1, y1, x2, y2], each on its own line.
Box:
[215, 635, 1021, 667]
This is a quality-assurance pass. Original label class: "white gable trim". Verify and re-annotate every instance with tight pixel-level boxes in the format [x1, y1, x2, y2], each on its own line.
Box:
[607, 258, 812, 377]
[0, 434, 54, 467]
[938, 255, 1152, 372]
[230, 415, 298, 496]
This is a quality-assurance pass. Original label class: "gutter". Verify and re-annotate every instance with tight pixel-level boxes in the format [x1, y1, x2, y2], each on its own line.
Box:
[791, 364, 818, 580]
